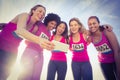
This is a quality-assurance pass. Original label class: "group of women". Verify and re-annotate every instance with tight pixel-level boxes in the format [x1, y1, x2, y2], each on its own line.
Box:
[0, 4, 120, 80]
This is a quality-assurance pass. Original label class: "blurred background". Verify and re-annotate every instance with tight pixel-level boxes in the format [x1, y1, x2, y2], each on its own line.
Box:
[0, 0, 120, 80]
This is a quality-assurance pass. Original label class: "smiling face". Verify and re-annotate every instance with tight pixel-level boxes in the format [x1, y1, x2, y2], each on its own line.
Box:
[88, 17, 100, 33]
[32, 6, 46, 21]
[47, 21, 57, 31]
[56, 23, 66, 35]
[69, 20, 82, 34]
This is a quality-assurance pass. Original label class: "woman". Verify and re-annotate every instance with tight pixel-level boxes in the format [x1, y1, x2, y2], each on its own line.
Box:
[19, 13, 61, 80]
[47, 21, 68, 80]
[0, 4, 54, 80]
[69, 18, 93, 80]
[44, 13, 61, 31]
[88, 16, 120, 80]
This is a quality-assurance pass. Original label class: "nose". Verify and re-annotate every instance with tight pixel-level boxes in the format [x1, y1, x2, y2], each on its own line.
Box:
[70, 26, 74, 29]
[89, 24, 94, 28]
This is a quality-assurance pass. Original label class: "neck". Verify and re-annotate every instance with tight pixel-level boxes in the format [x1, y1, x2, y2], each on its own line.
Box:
[30, 15, 37, 25]
[54, 34, 62, 41]
[92, 30, 101, 37]
[55, 33, 62, 37]
[72, 32, 79, 37]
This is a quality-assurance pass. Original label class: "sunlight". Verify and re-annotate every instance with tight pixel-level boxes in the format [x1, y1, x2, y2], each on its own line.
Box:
[0, 0, 119, 80]
[7, 40, 26, 80]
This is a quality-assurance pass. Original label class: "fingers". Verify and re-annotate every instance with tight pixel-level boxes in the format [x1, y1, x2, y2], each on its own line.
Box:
[39, 38, 54, 50]
[103, 24, 113, 31]
[44, 41, 54, 50]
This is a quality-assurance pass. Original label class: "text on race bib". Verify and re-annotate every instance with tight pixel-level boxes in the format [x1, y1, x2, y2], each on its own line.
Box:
[72, 43, 84, 51]
[95, 43, 111, 54]
[39, 32, 49, 40]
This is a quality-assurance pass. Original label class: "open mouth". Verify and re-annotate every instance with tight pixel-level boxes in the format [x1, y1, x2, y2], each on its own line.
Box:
[58, 30, 62, 34]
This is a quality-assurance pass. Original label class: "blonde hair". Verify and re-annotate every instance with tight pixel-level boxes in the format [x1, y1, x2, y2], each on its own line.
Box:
[69, 17, 86, 34]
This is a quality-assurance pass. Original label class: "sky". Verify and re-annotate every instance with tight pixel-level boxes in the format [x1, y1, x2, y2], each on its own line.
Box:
[0, 0, 120, 80]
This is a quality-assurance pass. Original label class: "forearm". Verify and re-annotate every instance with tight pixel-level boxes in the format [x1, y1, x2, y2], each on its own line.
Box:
[15, 28, 40, 44]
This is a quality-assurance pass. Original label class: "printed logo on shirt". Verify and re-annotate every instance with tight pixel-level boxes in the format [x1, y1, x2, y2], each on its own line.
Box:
[72, 43, 84, 52]
[39, 32, 49, 40]
[95, 43, 112, 54]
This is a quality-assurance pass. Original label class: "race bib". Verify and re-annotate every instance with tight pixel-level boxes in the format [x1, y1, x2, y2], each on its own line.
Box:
[72, 43, 84, 51]
[39, 32, 49, 40]
[96, 43, 112, 54]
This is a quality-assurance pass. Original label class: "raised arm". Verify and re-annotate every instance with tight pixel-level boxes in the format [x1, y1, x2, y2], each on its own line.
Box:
[99, 24, 113, 31]
[14, 13, 54, 50]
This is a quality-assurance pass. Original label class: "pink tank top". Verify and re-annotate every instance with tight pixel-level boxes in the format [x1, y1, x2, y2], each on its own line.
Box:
[50, 35, 67, 61]
[69, 33, 89, 62]
[0, 22, 22, 54]
[0, 15, 34, 54]
[92, 32, 114, 63]
[25, 22, 50, 52]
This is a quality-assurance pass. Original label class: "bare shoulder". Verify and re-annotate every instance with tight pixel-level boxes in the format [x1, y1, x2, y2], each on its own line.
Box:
[11, 13, 29, 23]
[18, 13, 29, 17]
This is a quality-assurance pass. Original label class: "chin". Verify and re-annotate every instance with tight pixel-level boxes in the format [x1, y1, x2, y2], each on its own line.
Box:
[50, 28, 53, 30]
[71, 30, 76, 33]
[38, 18, 41, 21]
[91, 30, 98, 33]
[36, 17, 41, 21]
[90, 30, 95, 33]
[90, 29, 96, 32]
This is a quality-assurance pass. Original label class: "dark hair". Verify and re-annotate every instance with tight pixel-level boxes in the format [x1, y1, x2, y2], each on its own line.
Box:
[43, 13, 61, 26]
[53, 21, 68, 38]
[88, 16, 100, 23]
[30, 4, 46, 16]
[88, 16, 105, 31]
[53, 21, 69, 44]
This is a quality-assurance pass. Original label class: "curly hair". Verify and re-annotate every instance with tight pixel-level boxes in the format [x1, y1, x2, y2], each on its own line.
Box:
[43, 13, 61, 26]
